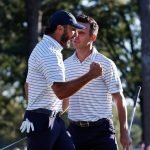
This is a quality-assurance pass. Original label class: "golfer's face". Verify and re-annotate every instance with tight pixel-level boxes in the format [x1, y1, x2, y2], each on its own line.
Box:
[73, 22, 91, 49]
[61, 25, 77, 48]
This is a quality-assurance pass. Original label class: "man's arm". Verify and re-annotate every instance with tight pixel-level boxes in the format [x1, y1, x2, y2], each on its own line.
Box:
[112, 92, 132, 150]
[52, 62, 102, 99]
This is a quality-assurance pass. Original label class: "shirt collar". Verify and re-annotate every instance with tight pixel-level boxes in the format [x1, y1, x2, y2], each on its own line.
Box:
[43, 35, 63, 52]
[73, 46, 98, 61]
[90, 46, 98, 61]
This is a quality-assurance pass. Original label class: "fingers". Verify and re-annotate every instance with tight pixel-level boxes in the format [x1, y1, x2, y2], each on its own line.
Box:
[91, 62, 101, 67]
[123, 145, 133, 150]
[122, 139, 132, 150]
[20, 122, 26, 133]
[89, 62, 103, 78]
[27, 121, 31, 133]
[121, 129, 132, 150]
[20, 118, 34, 133]
[92, 62, 102, 71]
[123, 146, 132, 150]
[30, 122, 34, 131]
[122, 142, 132, 150]
[48, 117, 55, 129]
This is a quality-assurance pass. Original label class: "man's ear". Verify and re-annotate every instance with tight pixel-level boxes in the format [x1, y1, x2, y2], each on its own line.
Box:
[57, 25, 64, 33]
[90, 34, 97, 42]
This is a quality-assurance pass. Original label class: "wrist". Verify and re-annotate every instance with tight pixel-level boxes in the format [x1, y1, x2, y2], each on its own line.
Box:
[120, 126, 128, 134]
[86, 70, 95, 80]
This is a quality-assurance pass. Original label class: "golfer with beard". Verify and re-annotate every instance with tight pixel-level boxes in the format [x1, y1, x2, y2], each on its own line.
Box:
[20, 10, 102, 150]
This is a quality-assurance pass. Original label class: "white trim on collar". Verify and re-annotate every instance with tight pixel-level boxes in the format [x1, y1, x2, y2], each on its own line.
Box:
[43, 35, 63, 52]
[72, 46, 98, 61]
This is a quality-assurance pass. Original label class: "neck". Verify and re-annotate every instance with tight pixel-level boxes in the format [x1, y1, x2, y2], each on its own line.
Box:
[49, 33, 61, 44]
[76, 45, 93, 62]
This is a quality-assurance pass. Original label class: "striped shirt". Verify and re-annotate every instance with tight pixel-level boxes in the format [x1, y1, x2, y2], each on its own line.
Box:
[26, 35, 65, 111]
[64, 47, 123, 121]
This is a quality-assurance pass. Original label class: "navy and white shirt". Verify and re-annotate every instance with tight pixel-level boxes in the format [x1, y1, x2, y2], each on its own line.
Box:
[26, 35, 65, 111]
[64, 47, 123, 121]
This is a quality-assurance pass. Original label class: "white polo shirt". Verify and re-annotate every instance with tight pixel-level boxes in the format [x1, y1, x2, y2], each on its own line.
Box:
[26, 35, 65, 111]
[64, 47, 123, 121]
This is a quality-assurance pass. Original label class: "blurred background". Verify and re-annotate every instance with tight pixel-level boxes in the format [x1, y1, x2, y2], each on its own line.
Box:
[0, 0, 149, 149]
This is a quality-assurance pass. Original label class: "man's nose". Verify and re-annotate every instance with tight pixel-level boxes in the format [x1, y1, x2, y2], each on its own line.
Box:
[72, 30, 78, 40]
[74, 30, 78, 38]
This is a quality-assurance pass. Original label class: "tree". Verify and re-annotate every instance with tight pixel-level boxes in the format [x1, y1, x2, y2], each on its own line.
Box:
[0, 0, 27, 147]
[140, 0, 150, 147]
[0, 0, 142, 148]
[25, 0, 40, 54]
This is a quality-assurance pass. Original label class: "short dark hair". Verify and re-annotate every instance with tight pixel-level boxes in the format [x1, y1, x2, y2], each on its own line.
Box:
[76, 14, 99, 36]
[44, 26, 57, 35]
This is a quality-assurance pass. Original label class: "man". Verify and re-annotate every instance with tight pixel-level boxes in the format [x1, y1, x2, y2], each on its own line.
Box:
[20, 10, 102, 150]
[64, 14, 132, 150]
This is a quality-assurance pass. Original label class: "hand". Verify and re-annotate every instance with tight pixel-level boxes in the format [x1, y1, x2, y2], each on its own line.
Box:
[48, 117, 55, 129]
[88, 62, 102, 79]
[120, 129, 132, 150]
[20, 118, 34, 133]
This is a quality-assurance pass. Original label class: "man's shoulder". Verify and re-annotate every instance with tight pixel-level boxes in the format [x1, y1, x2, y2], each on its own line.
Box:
[29, 46, 59, 66]
[64, 54, 74, 64]
[36, 41, 59, 56]
[96, 52, 114, 64]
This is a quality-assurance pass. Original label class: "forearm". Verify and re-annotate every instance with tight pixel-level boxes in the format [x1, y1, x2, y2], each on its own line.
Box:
[113, 92, 132, 149]
[113, 93, 128, 131]
[52, 62, 102, 99]
[117, 97, 128, 132]
[52, 72, 95, 99]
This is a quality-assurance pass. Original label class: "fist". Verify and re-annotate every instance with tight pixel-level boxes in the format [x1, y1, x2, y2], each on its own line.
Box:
[89, 62, 102, 79]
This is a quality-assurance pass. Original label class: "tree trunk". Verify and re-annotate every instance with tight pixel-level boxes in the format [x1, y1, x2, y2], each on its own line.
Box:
[140, 0, 150, 147]
[25, 0, 40, 54]
[23, 0, 41, 88]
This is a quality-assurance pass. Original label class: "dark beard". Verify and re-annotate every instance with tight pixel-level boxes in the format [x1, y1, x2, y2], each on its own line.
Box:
[60, 30, 70, 48]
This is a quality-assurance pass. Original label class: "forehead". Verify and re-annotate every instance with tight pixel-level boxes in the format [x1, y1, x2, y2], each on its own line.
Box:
[77, 22, 90, 31]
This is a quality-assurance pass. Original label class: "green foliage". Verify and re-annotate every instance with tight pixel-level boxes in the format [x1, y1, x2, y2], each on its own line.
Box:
[0, 0, 142, 148]
[0, 0, 27, 55]
[0, 54, 26, 147]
